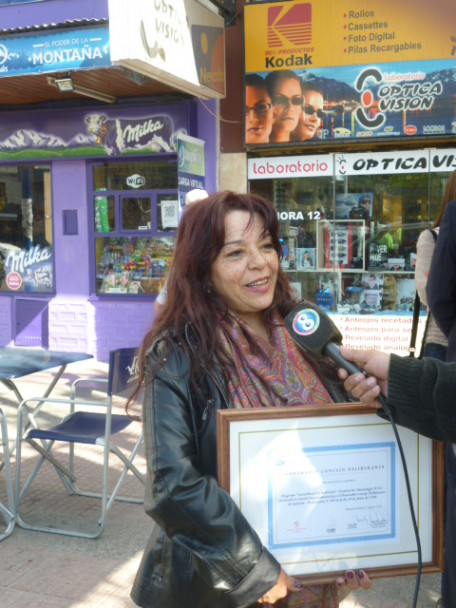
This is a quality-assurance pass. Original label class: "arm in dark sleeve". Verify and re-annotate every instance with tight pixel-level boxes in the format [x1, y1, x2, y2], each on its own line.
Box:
[427, 201, 456, 336]
[380, 354, 456, 443]
[142, 344, 280, 607]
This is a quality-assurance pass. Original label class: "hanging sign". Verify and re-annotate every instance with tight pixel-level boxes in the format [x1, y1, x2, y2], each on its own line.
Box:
[243, 0, 456, 147]
[0, 26, 111, 77]
[177, 133, 206, 212]
[109, 0, 225, 100]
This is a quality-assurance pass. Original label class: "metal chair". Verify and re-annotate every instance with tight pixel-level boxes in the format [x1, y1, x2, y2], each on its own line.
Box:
[14, 347, 145, 538]
[0, 406, 15, 540]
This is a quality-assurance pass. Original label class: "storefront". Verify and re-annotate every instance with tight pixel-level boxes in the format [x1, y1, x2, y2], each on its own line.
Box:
[0, 0, 222, 360]
[0, 101, 215, 359]
[243, 0, 456, 354]
[249, 148, 456, 353]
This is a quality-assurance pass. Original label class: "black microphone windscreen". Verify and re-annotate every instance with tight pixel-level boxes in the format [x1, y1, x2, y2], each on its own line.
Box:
[284, 301, 342, 358]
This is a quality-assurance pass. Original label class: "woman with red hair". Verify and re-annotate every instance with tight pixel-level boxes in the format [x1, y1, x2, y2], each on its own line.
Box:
[130, 191, 372, 608]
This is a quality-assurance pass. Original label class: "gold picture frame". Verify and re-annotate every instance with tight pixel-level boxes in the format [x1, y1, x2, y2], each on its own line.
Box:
[217, 403, 443, 583]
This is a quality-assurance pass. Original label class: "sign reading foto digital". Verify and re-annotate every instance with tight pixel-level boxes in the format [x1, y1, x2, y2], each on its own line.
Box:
[243, 0, 456, 148]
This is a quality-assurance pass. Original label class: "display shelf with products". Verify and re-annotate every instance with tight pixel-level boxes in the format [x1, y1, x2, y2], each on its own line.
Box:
[282, 268, 415, 315]
[316, 219, 365, 271]
[95, 237, 175, 295]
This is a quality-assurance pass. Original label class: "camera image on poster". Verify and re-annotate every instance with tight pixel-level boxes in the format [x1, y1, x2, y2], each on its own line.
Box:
[396, 278, 416, 312]
[335, 193, 373, 220]
[360, 273, 384, 313]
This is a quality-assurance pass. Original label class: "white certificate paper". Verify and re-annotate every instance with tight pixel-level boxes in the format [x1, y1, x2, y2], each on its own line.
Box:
[269, 443, 394, 548]
[222, 408, 437, 578]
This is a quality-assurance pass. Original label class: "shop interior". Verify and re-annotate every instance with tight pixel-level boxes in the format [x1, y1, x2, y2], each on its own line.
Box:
[250, 167, 450, 315]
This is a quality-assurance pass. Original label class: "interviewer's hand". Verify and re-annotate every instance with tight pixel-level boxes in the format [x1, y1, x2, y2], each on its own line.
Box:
[257, 569, 303, 605]
[337, 346, 390, 405]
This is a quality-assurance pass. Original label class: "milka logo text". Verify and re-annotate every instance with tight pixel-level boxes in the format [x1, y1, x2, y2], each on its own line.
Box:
[5, 245, 51, 274]
[123, 119, 165, 144]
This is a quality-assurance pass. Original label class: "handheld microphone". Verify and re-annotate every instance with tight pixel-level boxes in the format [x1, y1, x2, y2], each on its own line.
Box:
[284, 300, 421, 608]
[284, 300, 374, 381]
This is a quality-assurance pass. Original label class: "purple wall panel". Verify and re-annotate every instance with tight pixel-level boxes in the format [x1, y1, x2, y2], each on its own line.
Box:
[51, 160, 90, 295]
[91, 300, 155, 362]
[15, 297, 48, 347]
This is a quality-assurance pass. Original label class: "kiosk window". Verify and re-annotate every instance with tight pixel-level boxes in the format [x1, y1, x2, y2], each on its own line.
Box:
[121, 197, 151, 231]
[0, 165, 53, 293]
[92, 161, 177, 296]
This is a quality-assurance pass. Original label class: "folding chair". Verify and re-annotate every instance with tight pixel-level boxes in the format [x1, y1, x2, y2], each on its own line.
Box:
[0, 407, 15, 540]
[14, 347, 145, 538]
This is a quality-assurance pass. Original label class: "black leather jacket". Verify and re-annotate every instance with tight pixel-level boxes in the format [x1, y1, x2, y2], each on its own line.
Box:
[130, 333, 282, 608]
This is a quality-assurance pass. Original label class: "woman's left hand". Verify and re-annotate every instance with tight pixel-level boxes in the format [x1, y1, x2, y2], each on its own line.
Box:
[336, 569, 372, 595]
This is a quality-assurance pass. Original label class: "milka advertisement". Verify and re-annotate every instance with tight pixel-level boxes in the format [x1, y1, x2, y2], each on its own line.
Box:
[0, 104, 189, 160]
[1, 244, 53, 293]
[244, 0, 456, 147]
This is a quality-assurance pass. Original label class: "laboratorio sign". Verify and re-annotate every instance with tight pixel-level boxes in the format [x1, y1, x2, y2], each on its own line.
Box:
[250, 160, 329, 177]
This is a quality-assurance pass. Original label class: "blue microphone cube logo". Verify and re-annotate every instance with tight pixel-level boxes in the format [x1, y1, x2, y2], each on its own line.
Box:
[292, 309, 320, 336]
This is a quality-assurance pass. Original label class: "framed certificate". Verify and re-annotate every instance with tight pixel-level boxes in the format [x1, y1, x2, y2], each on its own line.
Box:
[217, 404, 443, 583]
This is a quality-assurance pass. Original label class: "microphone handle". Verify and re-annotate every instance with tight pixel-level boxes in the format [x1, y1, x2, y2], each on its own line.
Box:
[323, 342, 362, 376]
[323, 341, 392, 416]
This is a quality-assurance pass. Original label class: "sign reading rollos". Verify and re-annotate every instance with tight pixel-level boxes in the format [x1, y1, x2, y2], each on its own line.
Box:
[243, 0, 456, 147]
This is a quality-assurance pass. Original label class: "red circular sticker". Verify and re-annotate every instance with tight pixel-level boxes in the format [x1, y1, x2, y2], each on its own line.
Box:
[6, 272, 22, 291]
[361, 90, 373, 107]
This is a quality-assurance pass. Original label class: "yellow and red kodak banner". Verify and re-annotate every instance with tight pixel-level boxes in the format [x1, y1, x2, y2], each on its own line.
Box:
[245, 0, 456, 72]
[243, 0, 456, 146]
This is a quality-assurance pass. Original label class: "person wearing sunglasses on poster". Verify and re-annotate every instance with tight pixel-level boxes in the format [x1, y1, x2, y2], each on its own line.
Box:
[292, 82, 326, 142]
[245, 74, 274, 145]
[265, 69, 303, 143]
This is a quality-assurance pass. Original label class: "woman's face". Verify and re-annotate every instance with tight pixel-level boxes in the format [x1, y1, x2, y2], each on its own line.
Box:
[210, 210, 279, 325]
[245, 85, 274, 144]
[271, 78, 302, 135]
[299, 90, 324, 140]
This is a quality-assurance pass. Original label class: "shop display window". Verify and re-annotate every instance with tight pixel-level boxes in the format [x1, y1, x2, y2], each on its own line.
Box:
[121, 197, 152, 231]
[250, 153, 454, 315]
[94, 195, 115, 233]
[0, 165, 53, 293]
[95, 236, 174, 295]
[92, 160, 178, 296]
[93, 161, 177, 191]
[316, 220, 365, 270]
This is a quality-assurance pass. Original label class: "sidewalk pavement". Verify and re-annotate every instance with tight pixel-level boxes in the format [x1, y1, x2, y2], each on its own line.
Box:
[0, 358, 442, 608]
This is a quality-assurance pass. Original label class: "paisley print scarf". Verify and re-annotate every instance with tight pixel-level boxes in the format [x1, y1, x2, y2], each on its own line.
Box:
[217, 312, 332, 409]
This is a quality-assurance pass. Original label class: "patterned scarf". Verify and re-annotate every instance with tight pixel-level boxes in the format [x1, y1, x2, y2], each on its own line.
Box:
[217, 312, 332, 409]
